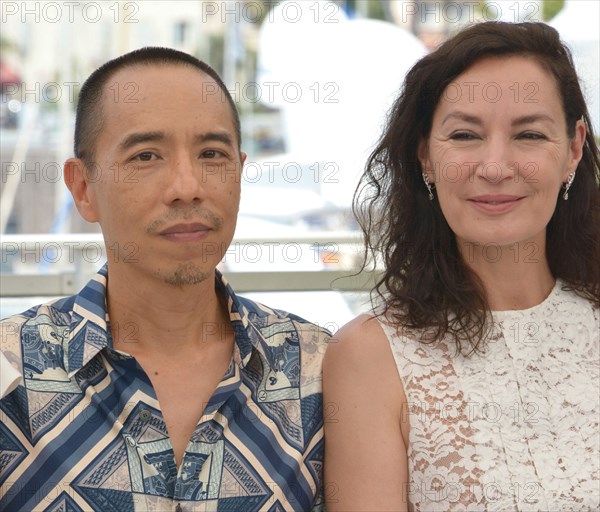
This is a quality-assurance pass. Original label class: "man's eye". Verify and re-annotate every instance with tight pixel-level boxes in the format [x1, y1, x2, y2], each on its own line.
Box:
[132, 151, 157, 161]
[201, 150, 225, 159]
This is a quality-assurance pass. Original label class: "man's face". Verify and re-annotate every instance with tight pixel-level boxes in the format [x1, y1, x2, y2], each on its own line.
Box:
[83, 64, 245, 285]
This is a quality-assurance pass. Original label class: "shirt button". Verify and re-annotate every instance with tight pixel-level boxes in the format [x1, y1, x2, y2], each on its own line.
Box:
[139, 409, 151, 422]
[126, 436, 136, 447]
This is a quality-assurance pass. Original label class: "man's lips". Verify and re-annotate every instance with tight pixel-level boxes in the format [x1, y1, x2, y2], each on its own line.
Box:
[158, 223, 211, 241]
[468, 195, 525, 213]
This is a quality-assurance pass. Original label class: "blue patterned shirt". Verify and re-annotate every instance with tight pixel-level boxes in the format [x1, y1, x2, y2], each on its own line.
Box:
[0, 264, 329, 511]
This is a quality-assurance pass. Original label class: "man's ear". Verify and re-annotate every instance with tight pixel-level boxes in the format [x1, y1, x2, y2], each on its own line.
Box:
[417, 138, 434, 183]
[64, 158, 99, 223]
[238, 151, 247, 183]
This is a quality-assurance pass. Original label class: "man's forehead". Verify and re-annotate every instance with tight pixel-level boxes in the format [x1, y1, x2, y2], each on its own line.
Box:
[99, 63, 233, 122]
[93, 61, 239, 147]
[105, 63, 217, 95]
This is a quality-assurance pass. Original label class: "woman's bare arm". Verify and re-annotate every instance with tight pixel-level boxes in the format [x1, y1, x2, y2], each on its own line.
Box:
[324, 314, 410, 511]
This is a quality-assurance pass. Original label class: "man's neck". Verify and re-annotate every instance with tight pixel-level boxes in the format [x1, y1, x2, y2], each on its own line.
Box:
[105, 264, 232, 357]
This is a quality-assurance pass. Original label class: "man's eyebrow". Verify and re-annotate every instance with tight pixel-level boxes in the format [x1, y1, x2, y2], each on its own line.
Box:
[119, 131, 165, 151]
[441, 112, 482, 126]
[194, 132, 234, 147]
[511, 114, 555, 126]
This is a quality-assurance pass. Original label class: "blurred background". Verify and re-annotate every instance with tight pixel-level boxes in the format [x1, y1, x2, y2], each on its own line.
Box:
[1, 0, 599, 328]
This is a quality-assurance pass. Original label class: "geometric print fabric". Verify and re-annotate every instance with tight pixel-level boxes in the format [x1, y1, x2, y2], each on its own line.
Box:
[0, 264, 330, 511]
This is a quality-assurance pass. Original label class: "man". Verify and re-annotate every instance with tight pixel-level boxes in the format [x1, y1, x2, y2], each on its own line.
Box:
[0, 48, 329, 511]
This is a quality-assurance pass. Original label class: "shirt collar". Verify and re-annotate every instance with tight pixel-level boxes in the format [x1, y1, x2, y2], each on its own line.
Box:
[64, 264, 259, 376]
[214, 269, 255, 366]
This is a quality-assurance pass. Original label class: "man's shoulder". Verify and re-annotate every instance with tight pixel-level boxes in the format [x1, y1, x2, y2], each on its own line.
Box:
[234, 295, 329, 414]
[217, 270, 331, 343]
[1, 295, 75, 328]
[0, 296, 76, 398]
[1, 296, 75, 355]
[236, 294, 332, 340]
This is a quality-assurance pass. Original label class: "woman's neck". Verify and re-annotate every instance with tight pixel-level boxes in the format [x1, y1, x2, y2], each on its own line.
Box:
[458, 238, 555, 311]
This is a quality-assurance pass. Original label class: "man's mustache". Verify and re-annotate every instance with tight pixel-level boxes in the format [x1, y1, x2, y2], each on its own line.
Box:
[145, 207, 223, 235]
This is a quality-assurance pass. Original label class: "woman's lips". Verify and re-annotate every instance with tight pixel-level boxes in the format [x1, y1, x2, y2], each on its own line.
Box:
[467, 195, 524, 213]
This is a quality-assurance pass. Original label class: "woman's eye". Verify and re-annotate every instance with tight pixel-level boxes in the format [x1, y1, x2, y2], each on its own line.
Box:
[450, 132, 478, 141]
[518, 132, 546, 140]
[132, 151, 157, 162]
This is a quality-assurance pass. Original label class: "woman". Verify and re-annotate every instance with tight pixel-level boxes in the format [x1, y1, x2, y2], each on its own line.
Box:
[324, 22, 599, 511]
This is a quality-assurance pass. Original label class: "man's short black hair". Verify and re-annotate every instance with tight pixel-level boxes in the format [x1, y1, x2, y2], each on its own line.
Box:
[74, 47, 241, 166]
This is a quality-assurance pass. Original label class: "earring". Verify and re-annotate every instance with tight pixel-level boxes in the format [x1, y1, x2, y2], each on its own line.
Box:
[563, 171, 575, 200]
[422, 173, 434, 200]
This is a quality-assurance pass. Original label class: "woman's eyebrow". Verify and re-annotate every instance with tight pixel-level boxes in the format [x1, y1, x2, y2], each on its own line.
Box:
[511, 114, 554, 127]
[441, 112, 482, 127]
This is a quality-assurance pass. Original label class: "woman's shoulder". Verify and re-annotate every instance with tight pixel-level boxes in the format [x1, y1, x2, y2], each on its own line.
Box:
[324, 313, 406, 398]
[494, 280, 599, 332]
[325, 313, 391, 366]
[556, 281, 599, 314]
[328, 310, 456, 366]
[333, 312, 386, 339]
[553, 283, 599, 335]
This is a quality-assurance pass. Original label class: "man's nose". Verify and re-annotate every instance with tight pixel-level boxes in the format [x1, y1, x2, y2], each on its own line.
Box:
[162, 156, 206, 204]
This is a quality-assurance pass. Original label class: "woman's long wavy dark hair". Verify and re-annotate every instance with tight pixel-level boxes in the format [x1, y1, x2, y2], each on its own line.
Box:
[355, 21, 600, 354]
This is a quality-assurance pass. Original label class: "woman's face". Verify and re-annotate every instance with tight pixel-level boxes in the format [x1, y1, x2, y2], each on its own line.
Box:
[419, 55, 585, 254]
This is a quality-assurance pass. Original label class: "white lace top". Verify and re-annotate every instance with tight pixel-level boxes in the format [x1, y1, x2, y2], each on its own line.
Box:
[377, 281, 600, 511]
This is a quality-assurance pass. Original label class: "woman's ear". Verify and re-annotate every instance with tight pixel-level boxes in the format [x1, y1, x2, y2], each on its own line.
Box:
[564, 118, 586, 180]
[64, 158, 99, 223]
[417, 138, 434, 183]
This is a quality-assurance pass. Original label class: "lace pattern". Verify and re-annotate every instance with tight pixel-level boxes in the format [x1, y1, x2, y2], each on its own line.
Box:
[378, 282, 600, 511]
